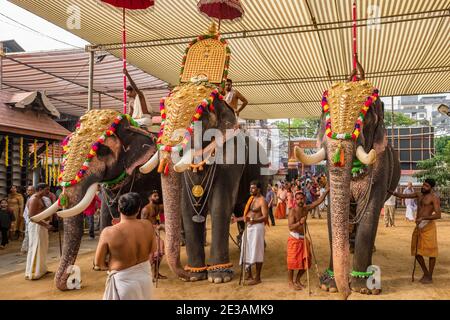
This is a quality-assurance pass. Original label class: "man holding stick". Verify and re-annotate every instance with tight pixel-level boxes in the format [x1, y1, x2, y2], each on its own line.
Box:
[389, 178, 441, 284]
[287, 187, 329, 290]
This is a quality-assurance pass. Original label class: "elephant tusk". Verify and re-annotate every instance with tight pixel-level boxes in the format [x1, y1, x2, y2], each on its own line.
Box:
[173, 149, 194, 173]
[294, 147, 326, 165]
[356, 146, 377, 165]
[30, 201, 60, 222]
[57, 183, 99, 219]
[139, 151, 160, 174]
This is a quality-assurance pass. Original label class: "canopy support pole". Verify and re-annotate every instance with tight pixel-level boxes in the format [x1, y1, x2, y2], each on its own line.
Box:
[88, 51, 94, 111]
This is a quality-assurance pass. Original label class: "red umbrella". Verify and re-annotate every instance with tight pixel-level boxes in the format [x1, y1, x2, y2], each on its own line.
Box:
[101, 0, 155, 113]
[197, 0, 244, 30]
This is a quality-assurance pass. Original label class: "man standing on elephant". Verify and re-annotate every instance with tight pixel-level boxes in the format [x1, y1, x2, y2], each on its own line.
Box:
[124, 69, 152, 129]
[95, 193, 156, 300]
[390, 178, 442, 284]
[234, 181, 268, 286]
[224, 79, 248, 118]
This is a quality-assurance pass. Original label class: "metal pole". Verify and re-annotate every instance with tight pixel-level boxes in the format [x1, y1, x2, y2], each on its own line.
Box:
[98, 92, 102, 109]
[0, 42, 4, 90]
[391, 96, 395, 148]
[88, 51, 94, 111]
[288, 118, 291, 158]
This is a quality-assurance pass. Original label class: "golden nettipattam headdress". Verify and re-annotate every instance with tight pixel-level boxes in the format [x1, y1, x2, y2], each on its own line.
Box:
[157, 23, 230, 173]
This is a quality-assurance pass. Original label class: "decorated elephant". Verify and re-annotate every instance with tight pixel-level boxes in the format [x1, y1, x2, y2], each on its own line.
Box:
[295, 79, 400, 299]
[31, 109, 159, 290]
[137, 23, 271, 284]
[139, 84, 270, 284]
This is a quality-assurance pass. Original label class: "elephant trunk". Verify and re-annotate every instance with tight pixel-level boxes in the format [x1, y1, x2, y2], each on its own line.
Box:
[161, 162, 189, 280]
[55, 214, 84, 290]
[327, 138, 354, 300]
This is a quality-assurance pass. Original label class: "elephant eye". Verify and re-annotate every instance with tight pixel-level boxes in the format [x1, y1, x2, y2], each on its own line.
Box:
[97, 144, 112, 158]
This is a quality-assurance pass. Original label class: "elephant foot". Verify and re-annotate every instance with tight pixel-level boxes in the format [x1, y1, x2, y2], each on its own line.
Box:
[183, 266, 208, 282]
[319, 270, 338, 293]
[350, 276, 381, 295]
[207, 263, 234, 284]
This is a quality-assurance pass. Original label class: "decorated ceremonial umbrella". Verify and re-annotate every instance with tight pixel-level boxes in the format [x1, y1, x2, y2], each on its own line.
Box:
[197, 0, 244, 30]
[101, 0, 155, 113]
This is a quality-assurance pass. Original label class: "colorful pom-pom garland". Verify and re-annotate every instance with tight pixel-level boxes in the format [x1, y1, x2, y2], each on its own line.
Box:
[157, 89, 222, 154]
[58, 114, 138, 187]
[323, 89, 379, 141]
[180, 33, 231, 89]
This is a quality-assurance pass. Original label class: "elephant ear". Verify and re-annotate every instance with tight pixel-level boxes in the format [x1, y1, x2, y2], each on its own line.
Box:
[212, 98, 237, 131]
[113, 119, 155, 175]
[358, 99, 386, 152]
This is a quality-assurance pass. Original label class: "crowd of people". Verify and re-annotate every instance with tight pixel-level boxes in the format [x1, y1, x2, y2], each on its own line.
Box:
[0, 173, 441, 300]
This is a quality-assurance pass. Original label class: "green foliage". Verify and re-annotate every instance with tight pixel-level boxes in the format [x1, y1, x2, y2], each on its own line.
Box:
[415, 140, 450, 187]
[435, 136, 450, 154]
[274, 118, 320, 139]
[383, 112, 417, 127]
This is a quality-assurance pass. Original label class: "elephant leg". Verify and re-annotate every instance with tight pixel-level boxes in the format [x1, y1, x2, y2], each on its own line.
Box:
[181, 189, 207, 282]
[207, 188, 235, 284]
[351, 201, 382, 295]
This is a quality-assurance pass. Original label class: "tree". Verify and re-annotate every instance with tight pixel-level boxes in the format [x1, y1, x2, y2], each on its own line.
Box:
[273, 118, 320, 139]
[415, 140, 450, 187]
[383, 112, 417, 127]
[435, 136, 450, 154]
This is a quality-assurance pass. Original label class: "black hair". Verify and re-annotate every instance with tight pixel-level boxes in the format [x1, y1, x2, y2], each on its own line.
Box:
[126, 85, 133, 91]
[151, 190, 159, 195]
[0, 198, 7, 204]
[226, 79, 232, 84]
[250, 180, 262, 189]
[118, 192, 141, 216]
[36, 183, 48, 191]
[424, 178, 436, 188]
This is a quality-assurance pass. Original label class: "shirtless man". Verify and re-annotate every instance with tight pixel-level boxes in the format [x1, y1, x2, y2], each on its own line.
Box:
[287, 187, 329, 290]
[25, 183, 52, 280]
[390, 178, 441, 284]
[141, 191, 166, 281]
[224, 79, 248, 117]
[95, 192, 156, 300]
[233, 181, 268, 285]
[124, 69, 152, 128]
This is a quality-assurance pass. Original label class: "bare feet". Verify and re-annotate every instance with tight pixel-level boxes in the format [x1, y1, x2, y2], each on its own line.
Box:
[157, 273, 168, 280]
[295, 281, 305, 289]
[289, 281, 302, 291]
[245, 279, 261, 286]
[420, 275, 433, 284]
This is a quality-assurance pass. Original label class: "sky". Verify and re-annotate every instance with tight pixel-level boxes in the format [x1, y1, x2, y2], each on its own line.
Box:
[0, 0, 88, 51]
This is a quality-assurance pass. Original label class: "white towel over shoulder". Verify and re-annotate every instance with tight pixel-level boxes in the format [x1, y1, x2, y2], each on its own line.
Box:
[103, 261, 154, 300]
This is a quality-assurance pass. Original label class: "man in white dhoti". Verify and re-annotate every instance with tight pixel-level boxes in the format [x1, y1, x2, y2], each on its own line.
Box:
[233, 181, 268, 286]
[25, 183, 52, 280]
[404, 182, 417, 222]
[20, 186, 35, 255]
[124, 69, 152, 129]
[94, 192, 156, 300]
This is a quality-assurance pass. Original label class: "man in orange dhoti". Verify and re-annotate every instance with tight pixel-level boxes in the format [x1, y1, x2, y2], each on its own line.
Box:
[275, 185, 287, 219]
[287, 187, 328, 290]
[391, 178, 441, 284]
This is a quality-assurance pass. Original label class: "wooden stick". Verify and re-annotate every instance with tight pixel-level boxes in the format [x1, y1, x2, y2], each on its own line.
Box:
[305, 221, 310, 296]
[412, 226, 420, 282]
[239, 223, 248, 286]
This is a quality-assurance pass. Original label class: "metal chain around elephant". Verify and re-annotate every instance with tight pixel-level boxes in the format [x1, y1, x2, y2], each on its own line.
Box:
[101, 170, 136, 221]
[349, 165, 374, 225]
[184, 163, 217, 223]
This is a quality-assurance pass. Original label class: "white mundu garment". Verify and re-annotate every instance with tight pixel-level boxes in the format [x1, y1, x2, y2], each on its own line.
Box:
[132, 96, 152, 127]
[25, 222, 49, 280]
[103, 261, 154, 300]
[239, 222, 265, 266]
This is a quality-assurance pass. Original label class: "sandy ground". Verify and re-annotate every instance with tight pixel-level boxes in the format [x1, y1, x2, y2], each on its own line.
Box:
[0, 210, 449, 300]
